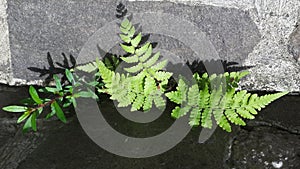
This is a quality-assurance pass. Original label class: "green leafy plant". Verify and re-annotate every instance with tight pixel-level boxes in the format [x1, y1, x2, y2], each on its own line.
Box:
[2, 69, 98, 132]
[96, 18, 174, 111]
[2, 16, 288, 133]
[165, 72, 288, 132]
[76, 16, 288, 132]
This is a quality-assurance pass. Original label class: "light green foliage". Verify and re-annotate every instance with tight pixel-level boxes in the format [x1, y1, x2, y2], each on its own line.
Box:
[119, 18, 169, 75]
[94, 17, 173, 112]
[76, 55, 120, 73]
[165, 72, 288, 132]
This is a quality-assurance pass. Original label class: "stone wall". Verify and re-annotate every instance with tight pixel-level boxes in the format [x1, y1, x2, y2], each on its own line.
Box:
[0, 0, 299, 92]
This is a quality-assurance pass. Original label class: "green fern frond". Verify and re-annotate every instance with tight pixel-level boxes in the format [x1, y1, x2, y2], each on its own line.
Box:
[119, 18, 170, 77]
[144, 76, 156, 96]
[124, 63, 144, 73]
[131, 33, 142, 47]
[152, 60, 168, 71]
[135, 43, 150, 56]
[153, 71, 173, 82]
[120, 44, 135, 54]
[165, 78, 188, 104]
[139, 44, 152, 62]
[119, 34, 131, 43]
[166, 72, 288, 132]
[120, 18, 130, 29]
[188, 85, 200, 126]
[165, 91, 182, 104]
[121, 55, 139, 63]
[96, 59, 114, 85]
[76, 62, 98, 73]
[107, 17, 174, 112]
[249, 92, 288, 110]
[143, 52, 160, 68]
[131, 94, 145, 111]
[98, 17, 287, 128]
[171, 106, 191, 119]
[153, 90, 166, 110]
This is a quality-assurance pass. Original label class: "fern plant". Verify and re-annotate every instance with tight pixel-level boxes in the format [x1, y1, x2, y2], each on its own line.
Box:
[3, 15, 288, 133]
[76, 16, 288, 132]
[165, 72, 288, 132]
[77, 18, 173, 112]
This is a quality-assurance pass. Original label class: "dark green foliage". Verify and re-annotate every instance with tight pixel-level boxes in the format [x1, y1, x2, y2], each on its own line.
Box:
[2, 69, 98, 132]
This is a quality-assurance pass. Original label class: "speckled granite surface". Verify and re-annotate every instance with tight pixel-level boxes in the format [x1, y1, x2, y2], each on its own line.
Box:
[0, 0, 299, 92]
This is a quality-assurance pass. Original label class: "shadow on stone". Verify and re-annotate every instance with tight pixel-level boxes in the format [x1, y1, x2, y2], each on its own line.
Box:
[27, 52, 76, 85]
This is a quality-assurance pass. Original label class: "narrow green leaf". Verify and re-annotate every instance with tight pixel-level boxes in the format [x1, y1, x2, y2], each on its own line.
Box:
[23, 115, 33, 133]
[74, 89, 98, 99]
[71, 97, 77, 108]
[29, 86, 42, 104]
[3, 105, 28, 113]
[124, 63, 143, 73]
[121, 55, 139, 63]
[17, 111, 31, 123]
[128, 26, 136, 37]
[53, 75, 62, 90]
[144, 52, 160, 68]
[44, 87, 59, 93]
[135, 42, 150, 56]
[74, 91, 93, 98]
[139, 45, 152, 62]
[76, 62, 98, 73]
[120, 44, 135, 54]
[31, 111, 37, 131]
[65, 69, 74, 83]
[52, 101, 67, 123]
[119, 34, 131, 43]
[63, 102, 72, 108]
[131, 33, 142, 47]
[152, 60, 168, 71]
[87, 81, 99, 87]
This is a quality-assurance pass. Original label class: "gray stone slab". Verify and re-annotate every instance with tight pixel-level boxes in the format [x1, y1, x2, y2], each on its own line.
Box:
[0, 0, 299, 92]
[289, 20, 300, 62]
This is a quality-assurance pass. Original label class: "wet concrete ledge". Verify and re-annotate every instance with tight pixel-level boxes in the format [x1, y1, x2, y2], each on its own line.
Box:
[0, 85, 299, 169]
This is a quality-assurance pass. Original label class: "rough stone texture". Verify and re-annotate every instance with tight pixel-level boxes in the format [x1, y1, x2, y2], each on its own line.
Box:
[289, 19, 300, 62]
[133, 0, 300, 92]
[6, 0, 117, 85]
[0, 0, 12, 84]
[240, 0, 300, 92]
[227, 127, 300, 169]
[0, 0, 299, 92]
